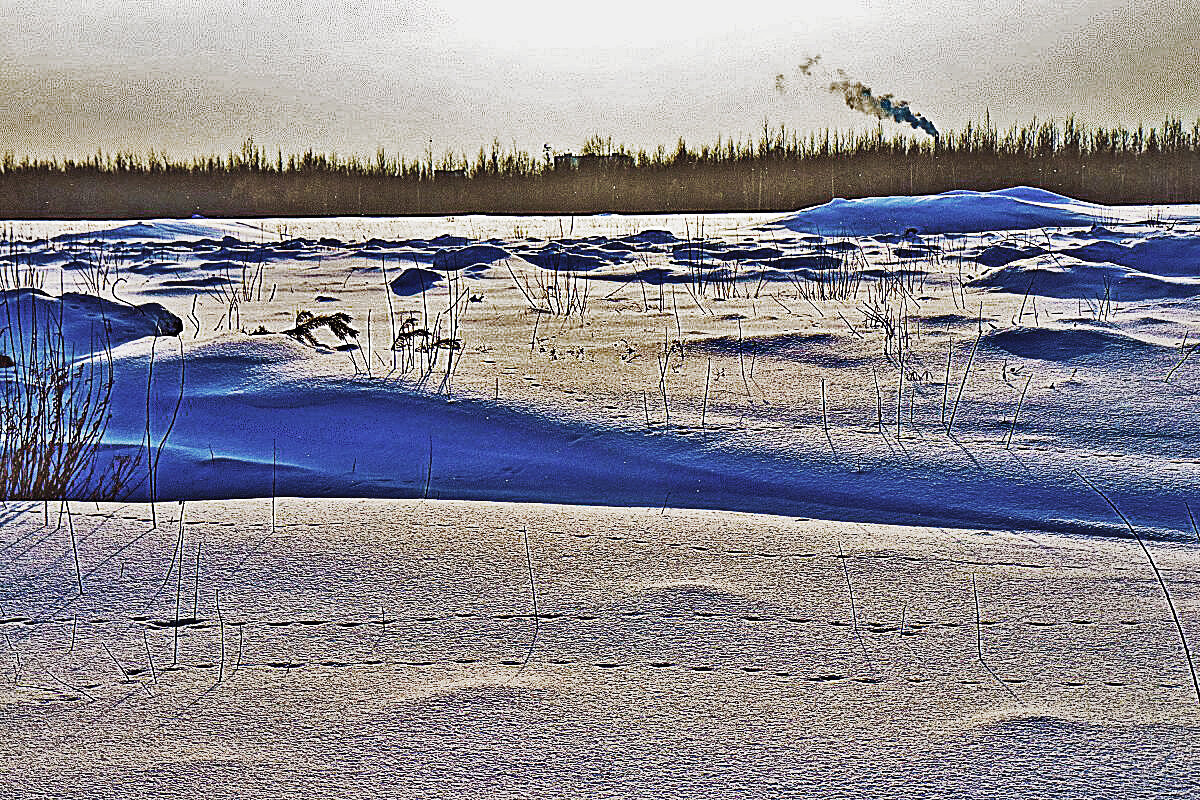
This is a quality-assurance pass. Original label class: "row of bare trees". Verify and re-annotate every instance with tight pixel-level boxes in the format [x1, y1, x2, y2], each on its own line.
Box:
[2, 117, 1199, 217]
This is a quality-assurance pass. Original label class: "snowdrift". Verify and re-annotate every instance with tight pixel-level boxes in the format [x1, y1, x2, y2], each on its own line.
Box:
[0, 288, 182, 356]
[390, 267, 443, 296]
[51, 219, 264, 243]
[773, 187, 1187, 236]
[1061, 237, 1200, 278]
[970, 258, 1200, 301]
[984, 325, 1169, 362]
[86, 335, 1195, 539]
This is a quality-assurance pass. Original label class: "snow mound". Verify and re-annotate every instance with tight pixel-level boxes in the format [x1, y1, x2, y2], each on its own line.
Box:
[141, 275, 237, 297]
[0, 289, 182, 357]
[971, 260, 1200, 301]
[1061, 236, 1200, 278]
[52, 219, 263, 243]
[967, 706, 1077, 729]
[772, 254, 843, 271]
[620, 229, 679, 245]
[0, 248, 70, 267]
[431, 244, 511, 271]
[390, 267, 443, 296]
[691, 331, 867, 366]
[974, 244, 1046, 268]
[774, 187, 1123, 236]
[591, 265, 694, 286]
[984, 325, 1167, 361]
[713, 246, 783, 262]
[518, 244, 623, 271]
[430, 234, 471, 248]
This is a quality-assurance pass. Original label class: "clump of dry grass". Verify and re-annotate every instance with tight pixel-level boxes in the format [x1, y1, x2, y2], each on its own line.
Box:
[387, 270, 471, 394]
[0, 290, 133, 500]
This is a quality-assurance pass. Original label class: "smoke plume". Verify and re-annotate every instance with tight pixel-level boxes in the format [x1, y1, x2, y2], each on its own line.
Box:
[828, 75, 939, 138]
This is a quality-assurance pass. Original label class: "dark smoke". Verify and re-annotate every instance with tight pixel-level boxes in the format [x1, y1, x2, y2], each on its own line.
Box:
[828, 75, 939, 138]
[776, 56, 820, 94]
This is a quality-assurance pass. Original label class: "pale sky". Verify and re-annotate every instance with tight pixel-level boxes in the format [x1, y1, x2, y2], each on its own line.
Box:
[1, 0, 1197, 159]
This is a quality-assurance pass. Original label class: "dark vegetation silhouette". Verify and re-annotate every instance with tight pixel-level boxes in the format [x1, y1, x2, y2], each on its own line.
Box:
[2, 117, 1199, 218]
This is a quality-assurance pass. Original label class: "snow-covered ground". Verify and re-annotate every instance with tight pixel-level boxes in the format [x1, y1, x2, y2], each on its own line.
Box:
[2, 188, 1200, 795]
[4, 188, 1197, 535]
[3, 499, 1200, 798]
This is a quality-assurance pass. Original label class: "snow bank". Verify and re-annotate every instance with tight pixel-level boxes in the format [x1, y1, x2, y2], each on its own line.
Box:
[1062, 236, 1200, 278]
[86, 335, 1194, 538]
[390, 267, 443, 296]
[431, 244, 511, 271]
[772, 187, 1188, 236]
[52, 219, 265, 243]
[517, 243, 624, 271]
[0, 288, 181, 357]
[971, 259, 1200, 301]
[984, 325, 1169, 362]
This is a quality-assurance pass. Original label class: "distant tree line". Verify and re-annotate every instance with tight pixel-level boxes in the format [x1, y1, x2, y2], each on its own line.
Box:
[2, 117, 1198, 218]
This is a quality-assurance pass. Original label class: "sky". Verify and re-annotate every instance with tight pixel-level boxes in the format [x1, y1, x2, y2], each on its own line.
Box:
[1, 0, 1197, 160]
